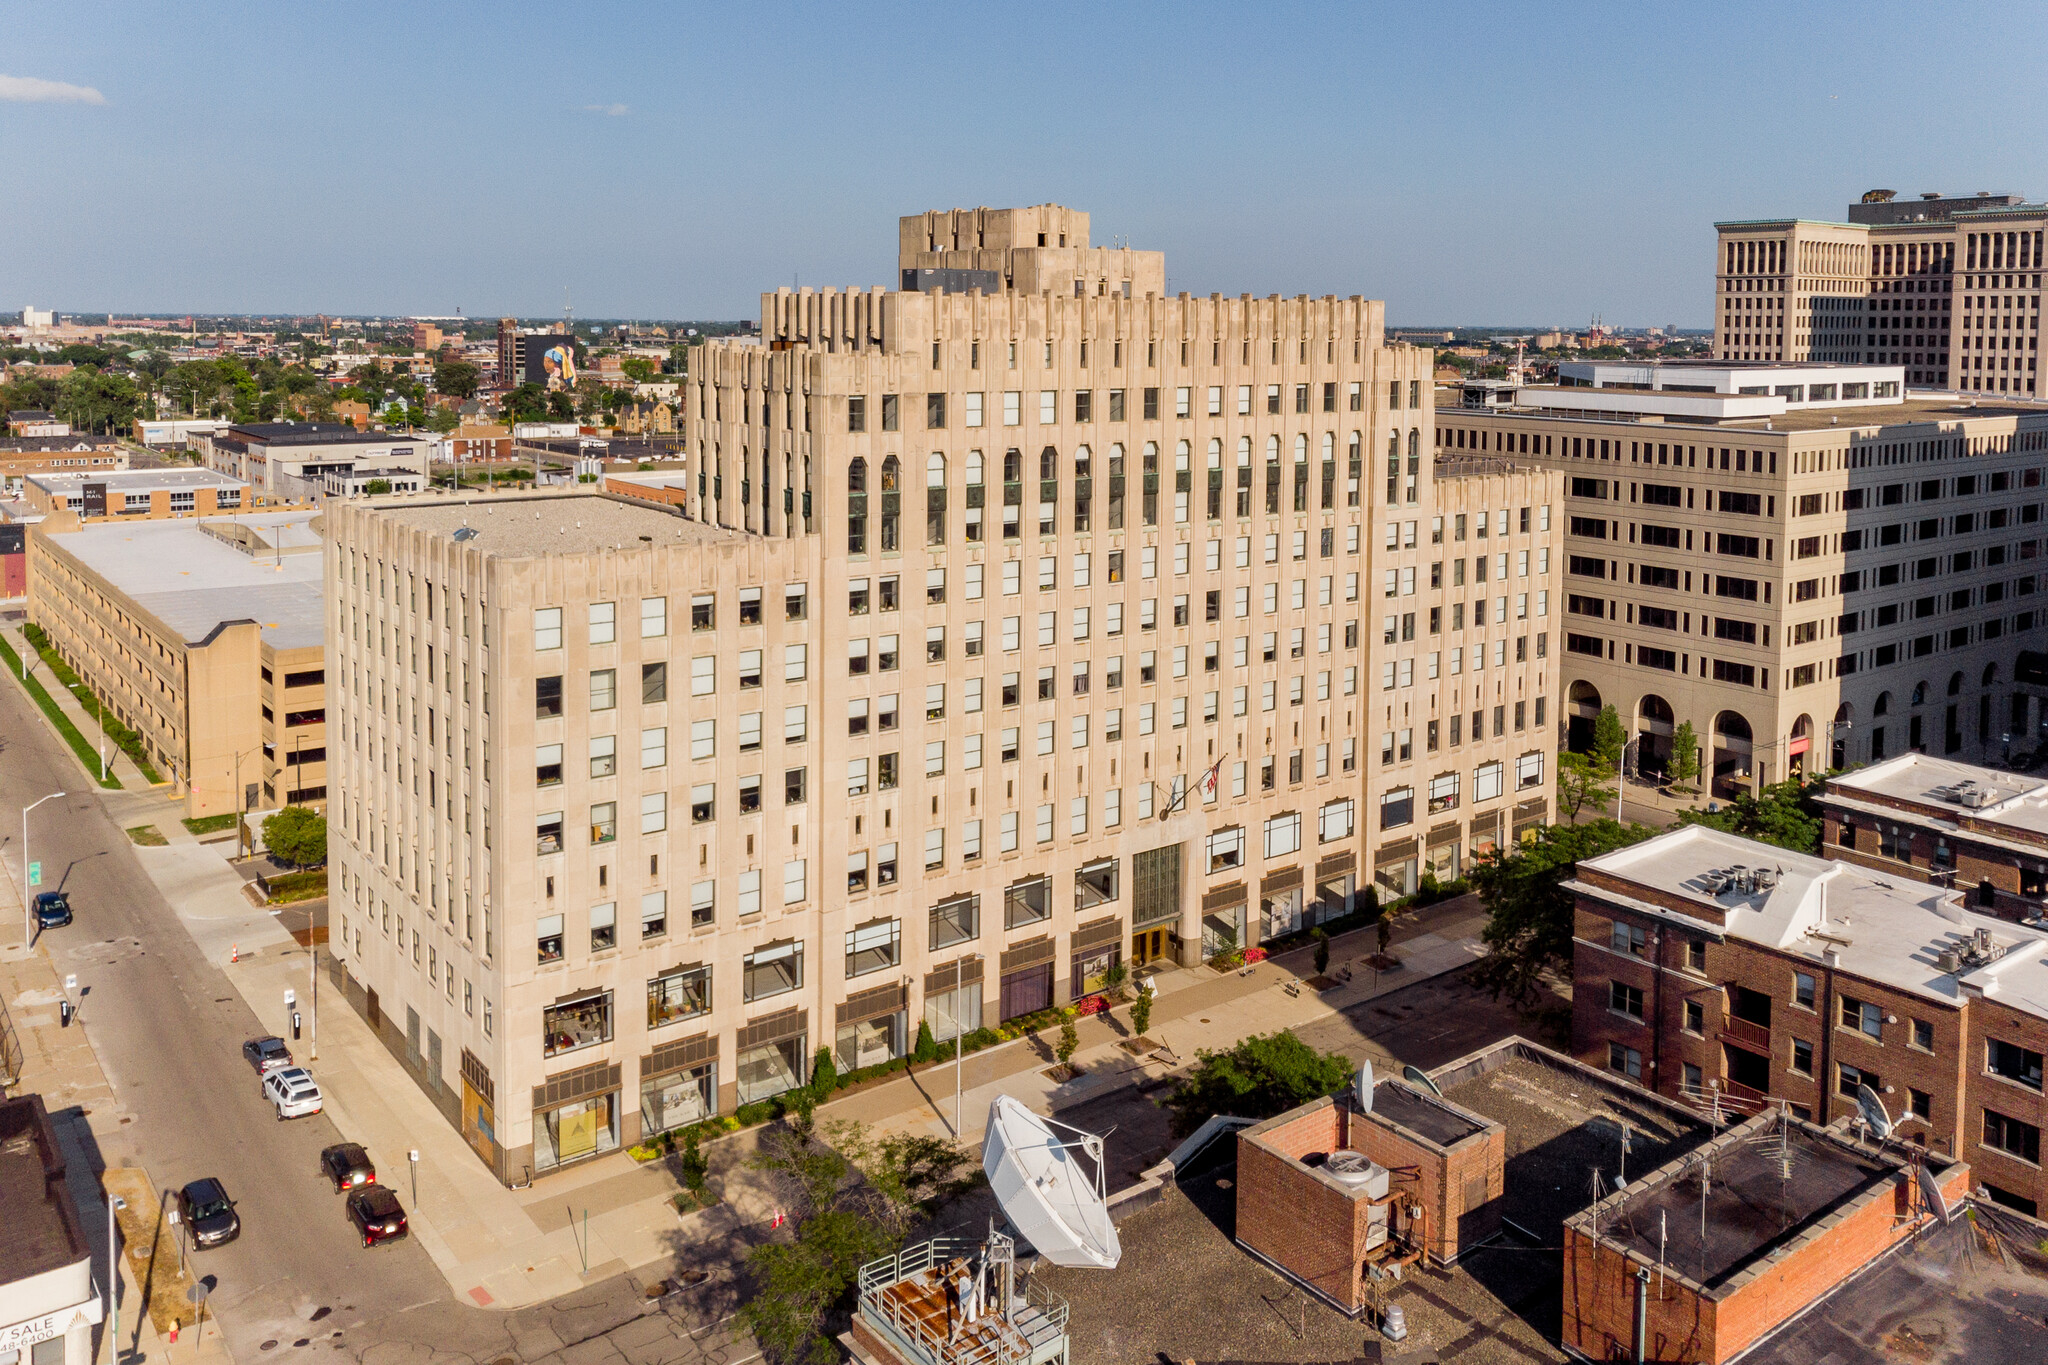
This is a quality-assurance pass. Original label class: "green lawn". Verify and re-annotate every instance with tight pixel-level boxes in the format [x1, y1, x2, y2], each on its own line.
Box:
[181, 813, 240, 836]
[20, 624, 164, 782]
[0, 635, 121, 789]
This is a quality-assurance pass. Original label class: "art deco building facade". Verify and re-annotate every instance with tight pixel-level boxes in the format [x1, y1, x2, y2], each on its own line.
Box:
[323, 208, 1559, 1182]
[1715, 188, 2043, 396]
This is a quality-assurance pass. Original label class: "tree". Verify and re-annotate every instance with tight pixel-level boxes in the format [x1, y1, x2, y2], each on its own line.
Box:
[1164, 1031, 1353, 1137]
[1130, 983, 1153, 1039]
[1312, 928, 1330, 976]
[56, 367, 141, 434]
[621, 356, 657, 384]
[1555, 750, 1618, 822]
[501, 382, 548, 424]
[809, 1045, 837, 1098]
[432, 359, 480, 398]
[1467, 820, 1655, 1005]
[1056, 1007, 1079, 1070]
[427, 405, 460, 434]
[678, 1126, 709, 1198]
[911, 1018, 937, 1064]
[1668, 720, 1701, 791]
[363, 478, 392, 495]
[741, 1115, 969, 1365]
[1674, 775, 1826, 854]
[1593, 704, 1627, 778]
[261, 805, 327, 867]
[546, 390, 576, 421]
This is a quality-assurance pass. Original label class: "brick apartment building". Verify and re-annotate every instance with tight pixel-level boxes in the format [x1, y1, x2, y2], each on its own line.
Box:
[1818, 753, 2048, 919]
[1572, 822, 2048, 1217]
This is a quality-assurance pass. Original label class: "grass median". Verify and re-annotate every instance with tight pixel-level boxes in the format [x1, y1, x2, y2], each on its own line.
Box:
[20, 622, 164, 782]
[0, 634, 121, 789]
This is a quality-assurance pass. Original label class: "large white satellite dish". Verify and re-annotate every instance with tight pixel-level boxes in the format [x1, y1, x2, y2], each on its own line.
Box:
[1854, 1083, 1893, 1140]
[1916, 1161, 1951, 1222]
[982, 1094, 1122, 1269]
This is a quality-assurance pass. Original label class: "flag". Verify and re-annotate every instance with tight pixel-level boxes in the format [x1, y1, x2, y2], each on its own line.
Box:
[1198, 760, 1222, 800]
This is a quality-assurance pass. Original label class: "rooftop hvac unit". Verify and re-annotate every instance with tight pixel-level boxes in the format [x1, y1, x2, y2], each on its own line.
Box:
[1974, 926, 1995, 955]
[1937, 947, 1961, 973]
[1960, 787, 1994, 808]
[1324, 1152, 1392, 1250]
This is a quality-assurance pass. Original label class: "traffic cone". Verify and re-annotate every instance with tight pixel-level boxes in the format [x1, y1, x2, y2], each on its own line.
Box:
[231, 942, 239, 963]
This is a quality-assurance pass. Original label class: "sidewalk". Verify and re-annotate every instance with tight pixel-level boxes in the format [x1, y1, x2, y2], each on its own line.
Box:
[0, 616, 156, 791]
[118, 803, 1491, 1314]
[3, 840, 231, 1365]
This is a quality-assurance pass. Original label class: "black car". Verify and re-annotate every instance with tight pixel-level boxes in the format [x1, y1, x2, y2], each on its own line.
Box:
[33, 891, 71, 929]
[178, 1178, 239, 1249]
[319, 1142, 376, 1191]
[345, 1185, 408, 1247]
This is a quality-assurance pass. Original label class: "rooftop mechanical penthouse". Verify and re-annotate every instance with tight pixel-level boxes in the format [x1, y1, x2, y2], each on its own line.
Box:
[322, 206, 1560, 1183]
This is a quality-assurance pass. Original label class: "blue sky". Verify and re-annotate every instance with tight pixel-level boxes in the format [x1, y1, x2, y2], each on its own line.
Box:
[3, 1, 2043, 325]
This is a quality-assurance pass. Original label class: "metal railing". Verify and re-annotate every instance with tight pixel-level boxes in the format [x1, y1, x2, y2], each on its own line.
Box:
[1719, 1015, 1772, 1051]
[858, 1238, 1068, 1365]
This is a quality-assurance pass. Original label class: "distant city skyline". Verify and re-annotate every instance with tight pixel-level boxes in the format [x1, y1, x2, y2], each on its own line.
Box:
[2, 0, 2042, 322]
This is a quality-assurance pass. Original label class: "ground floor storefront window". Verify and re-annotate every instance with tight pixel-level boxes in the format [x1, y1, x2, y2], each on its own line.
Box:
[1260, 886, 1303, 941]
[1426, 839, 1460, 881]
[1201, 904, 1245, 958]
[640, 1062, 715, 1136]
[835, 1010, 905, 1071]
[998, 963, 1052, 1021]
[535, 1091, 620, 1170]
[1311, 873, 1354, 925]
[924, 984, 982, 1042]
[736, 1036, 806, 1103]
[1070, 945, 1120, 998]
[1374, 857, 1417, 900]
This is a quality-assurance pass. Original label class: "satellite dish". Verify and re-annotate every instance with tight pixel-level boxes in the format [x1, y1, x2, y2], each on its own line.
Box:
[982, 1095, 1121, 1269]
[1402, 1065, 1444, 1098]
[1916, 1162, 1951, 1222]
[1355, 1060, 1377, 1114]
[1855, 1084, 1893, 1140]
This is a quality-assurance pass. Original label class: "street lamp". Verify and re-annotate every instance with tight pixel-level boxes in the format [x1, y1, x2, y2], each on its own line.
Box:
[23, 790, 64, 942]
[229, 746, 262, 859]
[107, 1194, 125, 1365]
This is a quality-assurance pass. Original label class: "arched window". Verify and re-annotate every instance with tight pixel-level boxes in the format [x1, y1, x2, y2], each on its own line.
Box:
[1386, 433, 1400, 506]
[1320, 431, 1337, 510]
[1911, 682, 1928, 706]
[1983, 662, 2000, 687]
[1873, 691, 1890, 717]
[1073, 445, 1093, 532]
[879, 455, 900, 551]
[1406, 429, 1420, 504]
[1292, 433, 1310, 512]
[1141, 442, 1160, 526]
[1266, 435, 1283, 515]
[1946, 670, 1964, 697]
[847, 456, 869, 555]
[926, 453, 947, 546]
[1107, 443, 1127, 530]
[1347, 431, 1362, 508]
[1174, 440, 1192, 524]
[1206, 438, 1224, 520]
[1236, 436, 1254, 517]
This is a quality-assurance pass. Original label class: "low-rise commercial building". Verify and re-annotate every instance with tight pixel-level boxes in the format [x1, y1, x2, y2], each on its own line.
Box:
[1571, 822, 2048, 1218]
[28, 510, 327, 815]
[198, 422, 428, 498]
[19, 469, 297, 530]
[0, 438, 126, 496]
[0, 1095, 101, 1365]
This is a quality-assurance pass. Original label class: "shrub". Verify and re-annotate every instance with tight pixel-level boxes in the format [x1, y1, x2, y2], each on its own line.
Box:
[1312, 928, 1331, 976]
[1165, 1031, 1354, 1137]
[1055, 1008, 1079, 1068]
[1073, 994, 1108, 1017]
[1131, 988, 1153, 1038]
[262, 805, 326, 867]
[911, 1019, 938, 1064]
[1243, 946, 1268, 964]
[809, 1046, 838, 1100]
[680, 1127, 708, 1195]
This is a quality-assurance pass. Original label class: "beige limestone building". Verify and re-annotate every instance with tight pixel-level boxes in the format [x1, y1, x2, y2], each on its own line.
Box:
[321, 207, 1559, 1183]
[1438, 362, 2048, 801]
[27, 510, 328, 815]
[1715, 188, 2043, 395]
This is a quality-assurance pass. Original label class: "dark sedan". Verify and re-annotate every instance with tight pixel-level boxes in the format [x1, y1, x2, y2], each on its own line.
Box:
[33, 891, 71, 929]
[319, 1142, 376, 1191]
[345, 1185, 408, 1247]
[242, 1035, 293, 1076]
[178, 1178, 240, 1249]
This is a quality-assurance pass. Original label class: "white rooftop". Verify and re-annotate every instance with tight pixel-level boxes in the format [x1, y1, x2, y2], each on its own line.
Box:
[27, 468, 245, 494]
[1575, 825, 2048, 1013]
[1826, 754, 2048, 840]
[46, 510, 325, 649]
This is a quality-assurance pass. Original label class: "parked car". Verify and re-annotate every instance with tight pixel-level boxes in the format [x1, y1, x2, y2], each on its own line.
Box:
[178, 1178, 240, 1249]
[33, 891, 71, 929]
[242, 1036, 293, 1076]
[263, 1066, 323, 1120]
[319, 1142, 376, 1191]
[345, 1185, 408, 1247]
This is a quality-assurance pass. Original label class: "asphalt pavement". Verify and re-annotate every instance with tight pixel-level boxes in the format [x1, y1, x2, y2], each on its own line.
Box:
[0, 670, 450, 1354]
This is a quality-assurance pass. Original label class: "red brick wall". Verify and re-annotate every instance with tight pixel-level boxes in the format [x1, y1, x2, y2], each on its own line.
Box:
[1561, 1225, 1716, 1364]
[1343, 1106, 1502, 1264]
[1237, 1104, 1377, 1310]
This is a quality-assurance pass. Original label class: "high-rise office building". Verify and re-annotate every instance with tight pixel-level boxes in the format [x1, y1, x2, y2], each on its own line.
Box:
[324, 207, 1560, 1183]
[1439, 358, 2048, 802]
[1715, 188, 2044, 395]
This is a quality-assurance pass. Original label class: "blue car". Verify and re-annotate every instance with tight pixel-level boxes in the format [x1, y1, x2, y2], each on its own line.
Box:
[33, 892, 71, 929]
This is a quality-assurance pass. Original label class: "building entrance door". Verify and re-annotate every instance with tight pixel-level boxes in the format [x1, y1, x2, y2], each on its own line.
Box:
[1130, 927, 1167, 966]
